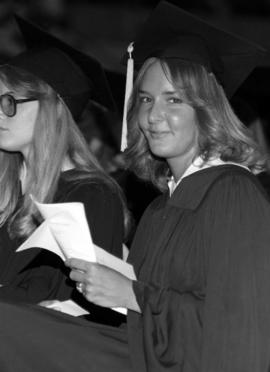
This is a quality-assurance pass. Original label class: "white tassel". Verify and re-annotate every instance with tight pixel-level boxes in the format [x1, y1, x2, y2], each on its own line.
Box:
[121, 42, 134, 152]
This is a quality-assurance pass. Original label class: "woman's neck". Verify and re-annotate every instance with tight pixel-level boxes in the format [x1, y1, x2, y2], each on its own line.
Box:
[167, 152, 197, 183]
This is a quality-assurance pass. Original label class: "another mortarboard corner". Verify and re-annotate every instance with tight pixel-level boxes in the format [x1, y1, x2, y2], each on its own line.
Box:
[126, 0, 267, 98]
[7, 15, 116, 120]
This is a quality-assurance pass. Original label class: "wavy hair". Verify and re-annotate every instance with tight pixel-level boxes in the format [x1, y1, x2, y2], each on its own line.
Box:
[0, 65, 129, 240]
[125, 58, 266, 191]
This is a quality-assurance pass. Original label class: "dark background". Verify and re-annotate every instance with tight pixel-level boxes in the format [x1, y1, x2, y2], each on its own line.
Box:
[1, 0, 270, 121]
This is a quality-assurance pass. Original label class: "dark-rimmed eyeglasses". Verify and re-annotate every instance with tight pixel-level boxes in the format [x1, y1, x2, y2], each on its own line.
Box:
[0, 94, 38, 117]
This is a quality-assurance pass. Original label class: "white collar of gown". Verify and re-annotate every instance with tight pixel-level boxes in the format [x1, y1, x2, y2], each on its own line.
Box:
[168, 156, 250, 196]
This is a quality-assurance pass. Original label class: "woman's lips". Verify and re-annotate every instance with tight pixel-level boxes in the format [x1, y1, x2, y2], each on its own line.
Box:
[148, 130, 170, 139]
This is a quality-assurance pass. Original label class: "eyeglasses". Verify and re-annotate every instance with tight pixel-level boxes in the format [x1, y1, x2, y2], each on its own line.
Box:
[0, 94, 38, 117]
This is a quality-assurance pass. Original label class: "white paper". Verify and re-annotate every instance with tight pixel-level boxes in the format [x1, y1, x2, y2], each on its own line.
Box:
[16, 199, 136, 315]
[43, 299, 89, 317]
[95, 246, 135, 280]
[17, 220, 65, 259]
[35, 201, 96, 262]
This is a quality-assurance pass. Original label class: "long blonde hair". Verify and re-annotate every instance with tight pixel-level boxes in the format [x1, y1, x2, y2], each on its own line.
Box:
[0, 65, 129, 239]
[125, 58, 266, 191]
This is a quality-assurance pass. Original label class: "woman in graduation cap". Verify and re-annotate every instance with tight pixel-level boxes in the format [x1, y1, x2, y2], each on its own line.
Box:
[0, 2, 270, 372]
[0, 15, 129, 326]
[119, 2, 270, 371]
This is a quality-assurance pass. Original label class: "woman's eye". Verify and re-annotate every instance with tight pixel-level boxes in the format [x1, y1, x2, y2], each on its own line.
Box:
[139, 96, 151, 103]
[168, 97, 182, 104]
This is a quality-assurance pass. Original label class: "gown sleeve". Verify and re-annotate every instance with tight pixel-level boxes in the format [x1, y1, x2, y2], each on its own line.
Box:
[133, 280, 203, 372]
[201, 174, 270, 372]
[0, 181, 124, 304]
[129, 200, 204, 372]
[131, 173, 270, 372]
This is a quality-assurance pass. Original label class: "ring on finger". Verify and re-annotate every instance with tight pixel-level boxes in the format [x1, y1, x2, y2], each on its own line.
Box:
[76, 282, 83, 293]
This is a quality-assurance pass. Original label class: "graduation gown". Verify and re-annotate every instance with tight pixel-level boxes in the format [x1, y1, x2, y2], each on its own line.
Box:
[0, 169, 124, 307]
[0, 164, 270, 372]
[128, 164, 270, 372]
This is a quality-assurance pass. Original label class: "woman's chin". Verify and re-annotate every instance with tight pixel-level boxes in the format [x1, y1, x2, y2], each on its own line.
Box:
[149, 145, 171, 159]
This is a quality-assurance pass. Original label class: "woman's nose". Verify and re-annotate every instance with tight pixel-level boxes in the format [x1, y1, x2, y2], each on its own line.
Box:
[148, 102, 164, 124]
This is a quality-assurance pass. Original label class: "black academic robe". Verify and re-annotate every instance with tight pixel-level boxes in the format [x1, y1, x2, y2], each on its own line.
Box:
[0, 164, 270, 372]
[128, 164, 270, 372]
[0, 169, 124, 310]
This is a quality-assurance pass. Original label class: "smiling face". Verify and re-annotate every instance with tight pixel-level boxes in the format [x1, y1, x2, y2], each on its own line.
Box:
[137, 60, 199, 179]
[0, 80, 39, 160]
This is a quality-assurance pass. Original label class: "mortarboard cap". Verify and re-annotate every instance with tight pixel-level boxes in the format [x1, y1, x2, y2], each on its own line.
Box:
[7, 15, 116, 120]
[128, 0, 267, 97]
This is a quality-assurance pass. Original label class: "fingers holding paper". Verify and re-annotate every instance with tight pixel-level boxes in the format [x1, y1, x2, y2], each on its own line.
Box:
[65, 258, 140, 313]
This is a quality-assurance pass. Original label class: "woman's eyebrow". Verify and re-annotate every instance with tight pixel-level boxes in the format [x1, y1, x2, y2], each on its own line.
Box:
[162, 90, 178, 95]
[138, 89, 178, 95]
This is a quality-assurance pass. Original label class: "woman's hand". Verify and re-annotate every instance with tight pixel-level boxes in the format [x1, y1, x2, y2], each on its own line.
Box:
[65, 258, 141, 313]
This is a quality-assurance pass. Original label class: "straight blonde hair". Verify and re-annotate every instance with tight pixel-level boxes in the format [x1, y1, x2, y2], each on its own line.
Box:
[0, 65, 129, 239]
